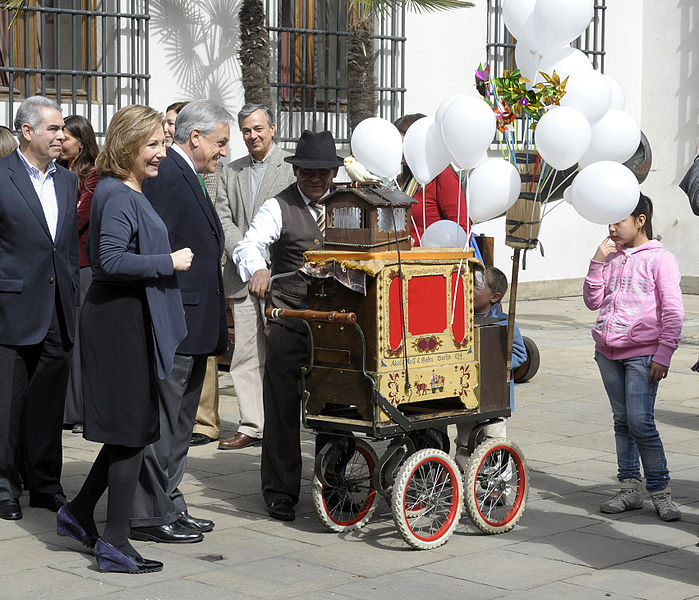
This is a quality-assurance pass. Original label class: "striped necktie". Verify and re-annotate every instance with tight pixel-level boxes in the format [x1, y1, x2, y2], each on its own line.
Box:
[310, 201, 325, 235]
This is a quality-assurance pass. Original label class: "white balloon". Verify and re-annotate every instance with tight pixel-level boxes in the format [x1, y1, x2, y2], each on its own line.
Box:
[570, 161, 640, 224]
[538, 46, 593, 83]
[535, 106, 592, 170]
[468, 158, 521, 223]
[578, 109, 641, 167]
[350, 117, 403, 179]
[605, 75, 626, 110]
[563, 185, 573, 204]
[402, 117, 451, 186]
[560, 69, 611, 124]
[502, 0, 538, 51]
[421, 220, 469, 248]
[435, 95, 466, 129]
[533, 0, 594, 55]
[515, 40, 541, 83]
[440, 96, 496, 170]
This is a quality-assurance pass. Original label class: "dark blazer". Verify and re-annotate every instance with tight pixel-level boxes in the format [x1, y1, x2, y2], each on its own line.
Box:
[142, 147, 227, 356]
[0, 150, 79, 346]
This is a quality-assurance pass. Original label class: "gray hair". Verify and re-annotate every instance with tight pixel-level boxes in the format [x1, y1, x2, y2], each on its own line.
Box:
[173, 100, 233, 144]
[237, 103, 274, 129]
[14, 95, 62, 131]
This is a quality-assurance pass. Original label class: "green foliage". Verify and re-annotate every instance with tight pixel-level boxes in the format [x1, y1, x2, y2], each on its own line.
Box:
[1, 0, 28, 28]
[350, 0, 474, 16]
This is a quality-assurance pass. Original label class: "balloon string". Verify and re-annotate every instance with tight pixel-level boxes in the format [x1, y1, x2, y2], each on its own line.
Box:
[465, 168, 471, 243]
[456, 168, 462, 234]
[541, 169, 577, 217]
[422, 185, 426, 243]
[411, 214, 421, 245]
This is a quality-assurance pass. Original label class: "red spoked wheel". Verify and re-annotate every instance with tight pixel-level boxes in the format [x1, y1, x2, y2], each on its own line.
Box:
[312, 437, 379, 532]
[464, 437, 529, 534]
[391, 449, 463, 550]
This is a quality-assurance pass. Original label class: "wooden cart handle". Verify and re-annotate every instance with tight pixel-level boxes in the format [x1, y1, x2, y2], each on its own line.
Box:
[265, 308, 357, 323]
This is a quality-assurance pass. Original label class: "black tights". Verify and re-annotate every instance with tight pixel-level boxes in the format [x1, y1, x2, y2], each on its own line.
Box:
[69, 444, 144, 557]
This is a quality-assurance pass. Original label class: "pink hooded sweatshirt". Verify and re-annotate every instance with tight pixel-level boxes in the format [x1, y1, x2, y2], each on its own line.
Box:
[583, 239, 684, 366]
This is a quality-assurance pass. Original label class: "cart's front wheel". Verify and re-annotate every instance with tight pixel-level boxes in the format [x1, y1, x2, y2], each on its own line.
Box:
[464, 438, 529, 534]
[391, 449, 463, 550]
[312, 438, 378, 532]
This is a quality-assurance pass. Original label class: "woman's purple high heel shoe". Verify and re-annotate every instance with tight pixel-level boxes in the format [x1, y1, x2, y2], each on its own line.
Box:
[56, 505, 98, 549]
[94, 538, 163, 574]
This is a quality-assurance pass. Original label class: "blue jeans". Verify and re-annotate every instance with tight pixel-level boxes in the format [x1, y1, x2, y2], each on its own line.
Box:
[594, 351, 670, 492]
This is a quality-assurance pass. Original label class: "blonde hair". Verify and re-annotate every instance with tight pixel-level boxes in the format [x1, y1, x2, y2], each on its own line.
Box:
[95, 105, 164, 180]
[0, 125, 18, 157]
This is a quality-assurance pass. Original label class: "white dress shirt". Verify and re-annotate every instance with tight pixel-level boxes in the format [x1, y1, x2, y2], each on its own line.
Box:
[17, 148, 59, 240]
[233, 185, 326, 282]
[171, 142, 197, 175]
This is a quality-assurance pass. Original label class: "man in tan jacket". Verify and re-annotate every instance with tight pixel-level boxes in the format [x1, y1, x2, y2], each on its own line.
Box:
[213, 104, 295, 449]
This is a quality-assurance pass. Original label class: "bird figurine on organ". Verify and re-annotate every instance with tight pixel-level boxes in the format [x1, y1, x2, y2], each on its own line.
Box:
[344, 156, 378, 183]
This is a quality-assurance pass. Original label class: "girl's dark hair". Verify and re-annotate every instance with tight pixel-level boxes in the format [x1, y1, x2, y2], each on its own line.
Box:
[632, 193, 653, 240]
[61, 115, 99, 180]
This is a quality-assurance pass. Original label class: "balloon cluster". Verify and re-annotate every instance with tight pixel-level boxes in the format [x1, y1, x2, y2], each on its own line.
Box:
[503, 0, 640, 224]
[348, 0, 642, 236]
[351, 100, 520, 228]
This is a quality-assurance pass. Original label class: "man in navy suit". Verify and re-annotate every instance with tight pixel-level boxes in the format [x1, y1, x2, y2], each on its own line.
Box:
[129, 100, 230, 543]
[0, 96, 79, 520]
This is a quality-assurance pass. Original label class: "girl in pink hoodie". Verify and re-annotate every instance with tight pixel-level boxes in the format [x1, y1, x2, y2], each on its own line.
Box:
[584, 194, 684, 522]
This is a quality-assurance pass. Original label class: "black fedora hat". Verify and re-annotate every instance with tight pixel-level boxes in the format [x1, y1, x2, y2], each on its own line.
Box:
[284, 130, 344, 169]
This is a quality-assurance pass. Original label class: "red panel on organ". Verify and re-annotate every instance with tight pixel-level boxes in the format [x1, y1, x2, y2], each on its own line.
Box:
[451, 271, 466, 343]
[407, 275, 447, 335]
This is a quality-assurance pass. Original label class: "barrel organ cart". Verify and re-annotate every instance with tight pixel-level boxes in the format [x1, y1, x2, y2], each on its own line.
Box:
[266, 183, 529, 549]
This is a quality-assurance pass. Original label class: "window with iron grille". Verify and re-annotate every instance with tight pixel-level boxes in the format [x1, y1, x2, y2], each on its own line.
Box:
[486, 0, 607, 76]
[0, 0, 149, 139]
[265, 0, 405, 145]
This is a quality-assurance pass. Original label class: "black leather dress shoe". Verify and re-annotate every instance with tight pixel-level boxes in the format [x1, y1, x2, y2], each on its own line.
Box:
[176, 510, 214, 532]
[0, 498, 22, 520]
[130, 522, 204, 543]
[268, 499, 295, 522]
[190, 433, 216, 446]
[29, 492, 66, 512]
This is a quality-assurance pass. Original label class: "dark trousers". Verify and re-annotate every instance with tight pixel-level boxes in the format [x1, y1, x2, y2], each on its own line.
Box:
[261, 323, 308, 507]
[130, 353, 208, 527]
[0, 305, 72, 501]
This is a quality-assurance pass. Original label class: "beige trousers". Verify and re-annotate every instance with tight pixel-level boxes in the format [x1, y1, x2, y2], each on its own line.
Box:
[228, 293, 266, 439]
[193, 356, 221, 439]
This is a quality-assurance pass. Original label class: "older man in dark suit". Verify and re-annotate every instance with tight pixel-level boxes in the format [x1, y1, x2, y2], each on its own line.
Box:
[0, 96, 79, 520]
[212, 103, 295, 450]
[128, 100, 231, 543]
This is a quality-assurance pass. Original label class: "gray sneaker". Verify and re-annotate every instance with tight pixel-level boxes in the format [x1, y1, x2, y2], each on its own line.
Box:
[600, 478, 644, 514]
[649, 488, 681, 521]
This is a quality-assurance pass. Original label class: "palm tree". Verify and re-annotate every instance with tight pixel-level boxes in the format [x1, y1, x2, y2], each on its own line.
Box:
[238, 0, 273, 107]
[347, 0, 473, 131]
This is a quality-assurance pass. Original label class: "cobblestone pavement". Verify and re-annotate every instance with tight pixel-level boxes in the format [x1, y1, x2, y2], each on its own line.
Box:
[2, 296, 698, 600]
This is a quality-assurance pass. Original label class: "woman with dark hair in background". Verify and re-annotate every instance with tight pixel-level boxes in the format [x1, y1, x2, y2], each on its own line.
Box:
[59, 115, 100, 434]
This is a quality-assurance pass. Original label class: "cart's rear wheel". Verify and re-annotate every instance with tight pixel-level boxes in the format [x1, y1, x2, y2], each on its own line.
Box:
[464, 438, 529, 534]
[391, 449, 462, 550]
[312, 438, 378, 532]
[410, 428, 451, 454]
